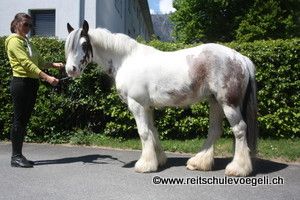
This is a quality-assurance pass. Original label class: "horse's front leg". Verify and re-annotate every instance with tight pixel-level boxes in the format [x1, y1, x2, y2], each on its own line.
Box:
[128, 97, 167, 173]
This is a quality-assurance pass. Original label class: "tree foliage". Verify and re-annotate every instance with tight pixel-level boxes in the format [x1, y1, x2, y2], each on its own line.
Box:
[236, 0, 299, 41]
[170, 0, 299, 43]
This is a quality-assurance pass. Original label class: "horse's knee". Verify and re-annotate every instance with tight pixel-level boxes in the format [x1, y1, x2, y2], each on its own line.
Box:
[232, 120, 247, 139]
[138, 127, 151, 141]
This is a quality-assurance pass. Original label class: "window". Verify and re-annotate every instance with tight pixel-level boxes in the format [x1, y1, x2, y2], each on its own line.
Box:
[30, 10, 55, 37]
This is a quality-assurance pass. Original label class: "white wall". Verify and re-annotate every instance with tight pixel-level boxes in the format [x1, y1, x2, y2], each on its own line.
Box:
[83, 0, 97, 30]
[0, 0, 152, 40]
[0, 0, 80, 39]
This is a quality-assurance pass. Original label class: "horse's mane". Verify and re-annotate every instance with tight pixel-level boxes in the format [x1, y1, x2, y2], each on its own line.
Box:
[89, 28, 139, 55]
[65, 28, 139, 59]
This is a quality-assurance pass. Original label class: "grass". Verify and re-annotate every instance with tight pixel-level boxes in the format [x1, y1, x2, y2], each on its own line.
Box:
[69, 132, 300, 163]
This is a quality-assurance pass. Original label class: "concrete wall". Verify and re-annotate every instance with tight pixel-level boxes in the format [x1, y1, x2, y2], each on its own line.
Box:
[0, 0, 80, 39]
[0, 0, 153, 40]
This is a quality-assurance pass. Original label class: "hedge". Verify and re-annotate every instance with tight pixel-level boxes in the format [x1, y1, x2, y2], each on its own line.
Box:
[0, 37, 299, 142]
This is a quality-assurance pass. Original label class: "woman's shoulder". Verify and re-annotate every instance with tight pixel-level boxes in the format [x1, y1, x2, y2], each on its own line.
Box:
[6, 34, 24, 41]
[5, 34, 25, 49]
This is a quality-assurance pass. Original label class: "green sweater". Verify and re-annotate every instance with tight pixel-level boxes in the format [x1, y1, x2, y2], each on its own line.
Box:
[5, 34, 45, 79]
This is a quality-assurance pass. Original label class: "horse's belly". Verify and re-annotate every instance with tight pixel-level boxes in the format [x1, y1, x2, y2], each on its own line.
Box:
[149, 83, 207, 107]
[151, 95, 200, 107]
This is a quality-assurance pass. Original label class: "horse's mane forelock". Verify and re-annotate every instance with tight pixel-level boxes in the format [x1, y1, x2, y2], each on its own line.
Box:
[65, 29, 82, 57]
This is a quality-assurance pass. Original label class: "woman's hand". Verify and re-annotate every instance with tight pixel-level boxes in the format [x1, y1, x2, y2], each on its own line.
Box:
[39, 71, 59, 86]
[52, 62, 64, 69]
[45, 62, 65, 69]
[46, 76, 59, 86]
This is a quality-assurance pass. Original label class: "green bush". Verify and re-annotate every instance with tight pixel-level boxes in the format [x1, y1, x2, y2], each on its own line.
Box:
[0, 37, 299, 142]
[229, 39, 300, 138]
[0, 37, 12, 139]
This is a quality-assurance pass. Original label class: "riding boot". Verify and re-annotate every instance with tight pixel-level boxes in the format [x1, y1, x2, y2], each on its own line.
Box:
[10, 127, 33, 168]
[10, 127, 24, 157]
[11, 155, 33, 168]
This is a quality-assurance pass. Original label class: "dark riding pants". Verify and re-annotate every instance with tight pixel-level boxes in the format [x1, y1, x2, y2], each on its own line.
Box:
[10, 77, 39, 157]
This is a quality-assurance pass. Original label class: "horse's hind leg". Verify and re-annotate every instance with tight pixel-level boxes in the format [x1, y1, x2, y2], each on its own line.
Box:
[222, 104, 252, 176]
[187, 97, 223, 171]
[128, 97, 167, 173]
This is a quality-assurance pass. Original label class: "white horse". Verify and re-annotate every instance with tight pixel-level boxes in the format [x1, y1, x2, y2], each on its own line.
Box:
[65, 20, 258, 176]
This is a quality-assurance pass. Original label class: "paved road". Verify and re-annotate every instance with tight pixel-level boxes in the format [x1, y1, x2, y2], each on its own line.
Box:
[0, 142, 299, 200]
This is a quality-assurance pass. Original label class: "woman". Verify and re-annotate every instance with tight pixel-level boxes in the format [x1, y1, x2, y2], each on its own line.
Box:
[5, 13, 64, 168]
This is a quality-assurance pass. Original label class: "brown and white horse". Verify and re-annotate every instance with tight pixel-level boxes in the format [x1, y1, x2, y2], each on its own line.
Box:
[65, 20, 258, 176]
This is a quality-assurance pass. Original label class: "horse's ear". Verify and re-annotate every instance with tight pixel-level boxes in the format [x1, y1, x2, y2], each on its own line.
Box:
[67, 23, 74, 33]
[82, 20, 89, 33]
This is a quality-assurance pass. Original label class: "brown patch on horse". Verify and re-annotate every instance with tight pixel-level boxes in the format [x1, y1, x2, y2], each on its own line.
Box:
[187, 51, 211, 93]
[167, 50, 211, 105]
[223, 56, 245, 106]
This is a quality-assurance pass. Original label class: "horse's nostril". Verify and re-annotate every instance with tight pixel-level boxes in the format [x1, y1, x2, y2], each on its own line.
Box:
[72, 66, 76, 72]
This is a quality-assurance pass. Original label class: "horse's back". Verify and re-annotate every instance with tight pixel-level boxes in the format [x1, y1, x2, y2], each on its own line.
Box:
[157, 43, 254, 107]
[117, 42, 254, 108]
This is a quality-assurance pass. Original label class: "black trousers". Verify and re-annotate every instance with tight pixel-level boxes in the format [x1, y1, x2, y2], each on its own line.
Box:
[10, 77, 39, 157]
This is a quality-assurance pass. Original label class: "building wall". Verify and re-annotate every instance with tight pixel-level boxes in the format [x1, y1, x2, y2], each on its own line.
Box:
[96, 0, 124, 34]
[0, 0, 153, 40]
[0, 0, 80, 39]
[95, 0, 152, 39]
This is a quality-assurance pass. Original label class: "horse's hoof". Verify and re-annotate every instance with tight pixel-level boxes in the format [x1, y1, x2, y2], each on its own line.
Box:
[225, 161, 252, 177]
[134, 159, 158, 173]
[186, 152, 214, 171]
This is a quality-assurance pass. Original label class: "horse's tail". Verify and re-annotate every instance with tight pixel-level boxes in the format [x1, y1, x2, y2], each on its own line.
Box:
[242, 58, 259, 158]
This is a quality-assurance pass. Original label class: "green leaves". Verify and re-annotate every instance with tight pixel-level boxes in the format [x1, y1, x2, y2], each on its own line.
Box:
[170, 0, 299, 43]
[0, 37, 299, 141]
[230, 38, 300, 138]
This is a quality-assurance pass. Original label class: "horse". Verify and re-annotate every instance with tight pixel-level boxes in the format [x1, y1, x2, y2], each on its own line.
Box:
[65, 20, 258, 176]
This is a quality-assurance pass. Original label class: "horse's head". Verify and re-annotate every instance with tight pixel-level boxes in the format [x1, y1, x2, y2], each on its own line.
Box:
[65, 20, 93, 77]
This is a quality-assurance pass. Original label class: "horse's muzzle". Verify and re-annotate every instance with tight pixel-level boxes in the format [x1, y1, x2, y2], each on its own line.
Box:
[65, 65, 81, 77]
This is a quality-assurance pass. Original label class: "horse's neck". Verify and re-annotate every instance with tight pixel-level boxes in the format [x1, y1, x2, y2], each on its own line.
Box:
[89, 29, 138, 77]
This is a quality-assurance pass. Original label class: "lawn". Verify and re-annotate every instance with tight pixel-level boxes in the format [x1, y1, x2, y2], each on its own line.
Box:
[69, 133, 300, 163]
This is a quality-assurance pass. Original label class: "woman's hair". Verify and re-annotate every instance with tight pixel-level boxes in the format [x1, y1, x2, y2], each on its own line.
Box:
[10, 13, 32, 33]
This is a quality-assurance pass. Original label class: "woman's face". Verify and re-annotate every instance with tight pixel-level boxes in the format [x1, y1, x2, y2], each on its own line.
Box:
[17, 18, 32, 36]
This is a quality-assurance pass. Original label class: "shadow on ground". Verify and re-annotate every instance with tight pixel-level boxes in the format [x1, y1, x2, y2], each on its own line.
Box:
[34, 154, 125, 165]
[122, 157, 288, 175]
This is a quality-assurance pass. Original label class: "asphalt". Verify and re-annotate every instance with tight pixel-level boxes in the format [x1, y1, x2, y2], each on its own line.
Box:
[0, 142, 299, 200]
